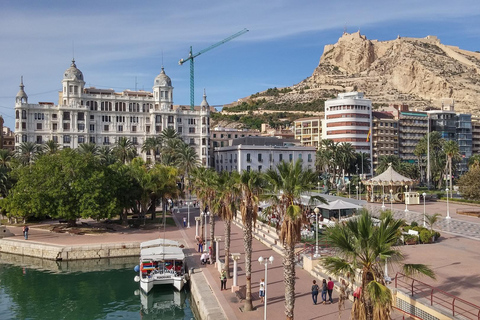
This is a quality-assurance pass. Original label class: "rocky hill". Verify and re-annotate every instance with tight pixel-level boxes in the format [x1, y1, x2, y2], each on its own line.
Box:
[232, 32, 480, 114]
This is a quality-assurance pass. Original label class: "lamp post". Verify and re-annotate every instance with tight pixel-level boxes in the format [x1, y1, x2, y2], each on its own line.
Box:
[258, 256, 274, 320]
[187, 201, 191, 228]
[356, 185, 359, 200]
[317, 182, 320, 193]
[446, 188, 451, 219]
[313, 207, 320, 257]
[390, 189, 393, 212]
[404, 185, 409, 212]
[203, 211, 210, 252]
[422, 192, 427, 227]
[347, 181, 351, 198]
[381, 185, 386, 210]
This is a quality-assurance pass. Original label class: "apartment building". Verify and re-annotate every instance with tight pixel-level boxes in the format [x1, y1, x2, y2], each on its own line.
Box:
[293, 117, 322, 148]
[371, 111, 399, 170]
[14, 61, 210, 165]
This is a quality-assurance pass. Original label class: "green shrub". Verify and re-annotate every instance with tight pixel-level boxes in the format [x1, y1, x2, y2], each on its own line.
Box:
[404, 234, 418, 245]
[419, 230, 433, 244]
[403, 226, 411, 232]
[410, 221, 418, 227]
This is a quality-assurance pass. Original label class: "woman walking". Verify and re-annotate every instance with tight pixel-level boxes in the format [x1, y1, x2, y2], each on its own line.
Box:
[311, 280, 319, 305]
[321, 279, 328, 304]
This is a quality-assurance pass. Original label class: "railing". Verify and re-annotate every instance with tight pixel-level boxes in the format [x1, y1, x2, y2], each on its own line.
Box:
[394, 272, 480, 319]
[294, 239, 334, 263]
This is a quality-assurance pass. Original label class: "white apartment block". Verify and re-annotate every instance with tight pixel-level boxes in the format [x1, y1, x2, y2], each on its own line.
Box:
[324, 91, 373, 175]
[214, 136, 316, 173]
[14, 60, 210, 166]
[294, 116, 322, 148]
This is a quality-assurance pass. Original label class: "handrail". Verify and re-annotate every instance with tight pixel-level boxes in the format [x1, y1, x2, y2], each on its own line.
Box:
[395, 272, 480, 319]
[392, 306, 423, 319]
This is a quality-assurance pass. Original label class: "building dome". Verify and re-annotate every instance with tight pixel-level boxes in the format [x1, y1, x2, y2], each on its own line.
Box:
[200, 90, 209, 109]
[154, 67, 172, 87]
[63, 59, 84, 81]
[16, 76, 28, 103]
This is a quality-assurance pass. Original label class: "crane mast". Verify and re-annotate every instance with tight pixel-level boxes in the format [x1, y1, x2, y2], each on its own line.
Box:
[179, 28, 249, 110]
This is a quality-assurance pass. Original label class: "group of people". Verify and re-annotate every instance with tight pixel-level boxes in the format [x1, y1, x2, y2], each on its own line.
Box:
[311, 277, 334, 305]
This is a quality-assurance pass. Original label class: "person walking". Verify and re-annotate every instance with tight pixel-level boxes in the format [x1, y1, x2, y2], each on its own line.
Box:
[259, 278, 265, 303]
[311, 280, 319, 305]
[327, 277, 334, 303]
[220, 270, 227, 291]
[22, 225, 29, 240]
[321, 279, 328, 304]
[183, 217, 187, 227]
[198, 238, 204, 253]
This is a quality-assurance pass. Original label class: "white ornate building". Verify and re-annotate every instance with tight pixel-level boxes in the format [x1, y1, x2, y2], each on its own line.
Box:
[14, 60, 210, 166]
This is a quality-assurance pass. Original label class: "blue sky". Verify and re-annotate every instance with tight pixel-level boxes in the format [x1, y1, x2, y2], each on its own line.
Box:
[1, 0, 480, 129]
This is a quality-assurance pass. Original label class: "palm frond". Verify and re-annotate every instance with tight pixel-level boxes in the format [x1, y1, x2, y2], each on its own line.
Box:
[403, 264, 436, 280]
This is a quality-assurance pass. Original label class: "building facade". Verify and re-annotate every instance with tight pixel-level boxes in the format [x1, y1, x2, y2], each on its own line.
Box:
[213, 136, 316, 173]
[397, 111, 428, 163]
[371, 111, 399, 171]
[14, 61, 210, 166]
[293, 117, 322, 148]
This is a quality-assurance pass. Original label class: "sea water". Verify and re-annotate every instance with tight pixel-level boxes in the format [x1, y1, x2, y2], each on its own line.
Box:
[0, 256, 196, 320]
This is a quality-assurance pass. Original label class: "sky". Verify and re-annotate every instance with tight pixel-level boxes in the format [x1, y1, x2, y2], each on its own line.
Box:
[1, 0, 480, 129]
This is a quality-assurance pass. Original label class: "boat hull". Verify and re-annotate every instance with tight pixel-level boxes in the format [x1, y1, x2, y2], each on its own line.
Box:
[140, 274, 186, 293]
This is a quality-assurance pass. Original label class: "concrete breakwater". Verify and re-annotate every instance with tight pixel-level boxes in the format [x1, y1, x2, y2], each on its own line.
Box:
[0, 238, 140, 261]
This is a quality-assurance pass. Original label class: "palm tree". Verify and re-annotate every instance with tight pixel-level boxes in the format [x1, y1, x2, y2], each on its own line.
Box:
[337, 142, 356, 176]
[425, 213, 441, 233]
[0, 149, 12, 168]
[176, 142, 199, 195]
[113, 137, 137, 164]
[98, 146, 117, 166]
[468, 154, 480, 168]
[78, 143, 99, 156]
[141, 137, 161, 165]
[216, 171, 240, 278]
[15, 141, 41, 165]
[443, 140, 460, 198]
[43, 140, 60, 155]
[375, 155, 401, 175]
[238, 169, 264, 312]
[264, 160, 325, 319]
[321, 210, 435, 320]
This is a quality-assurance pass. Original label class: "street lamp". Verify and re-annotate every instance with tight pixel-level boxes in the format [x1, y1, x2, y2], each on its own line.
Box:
[356, 185, 359, 200]
[390, 189, 393, 212]
[422, 192, 427, 227]
[258, 256, 274, 320]
[313, 207, 320, 258]
[187, 201, 191, 228]
[446, 188, 451, 219]
[381, 185, 385, 210]
[347, 181, 351, 198]
[404, 185, 409, 212]
[203, 211, 210, 252]
[317, 182, 320, 193]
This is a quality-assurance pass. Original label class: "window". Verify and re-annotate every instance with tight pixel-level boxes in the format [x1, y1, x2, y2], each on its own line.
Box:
[118, 125, 123, 132]
[22, 110, 27, 119]
[279, 154, 283, 162]
[78, 136, 85, 143]
[168, 116, 174, 123]
[63, 135, 71, 143]
[155, 115, 162, 123]
[258, 154, 263, 162]
[177, 118, 182, 123]
[258, 166, 262, 172]
[63, 123, 70, 130]
[89, 136, 95, 143]
[90, 115, 94, 120]
[132, 126, 137, 132]
[246, 153, 251, 162]
[177, 126, 183, 133]
[189, 127, 195, 133]
[78, 123, 85, 131]
[269, 153, 273, 162]
[63, 112, 70, 121]
[189, 138, 195, 145]
[22, 135, 27, 142]
[289, 154, 293, 162]
[146, 126, 150, 133]
[103, 137, 110, 145]
[104, 125, 109, 131]
[132, 137, 138, 145]
[36, 136, 42, 143]
[246, 166, 251, 172]
[36, 123, 42, 130]
[52, 123, 57, 131]
[308, 154, 312, 162]
[78, 112, 85, 121]
[89, 124, 95, 132]
[52, 136, 58, 143]
[22, 122, 26, 129]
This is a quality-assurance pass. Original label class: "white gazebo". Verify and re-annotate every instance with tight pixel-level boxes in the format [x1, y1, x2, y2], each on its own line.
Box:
[362, 164, 417, 203]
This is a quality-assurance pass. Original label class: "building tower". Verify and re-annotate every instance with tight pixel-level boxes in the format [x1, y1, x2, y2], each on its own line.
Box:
[200, 89, 210, 166]
[153, 67, 173, 111]
[61, 59, 85, 106]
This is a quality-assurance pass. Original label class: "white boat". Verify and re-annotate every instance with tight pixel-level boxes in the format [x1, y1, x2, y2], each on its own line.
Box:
[135, 239, 188, 293]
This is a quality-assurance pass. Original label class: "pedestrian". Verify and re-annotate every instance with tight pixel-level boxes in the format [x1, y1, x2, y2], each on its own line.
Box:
[321, 279, 328, 304]
[259, 278, 265, 303]
[311, 280, 319, 305]
[22, 225, 29, 240]
[198, 238, 204, 253]
[353, 286, 362, 302]
[183, 217, 187, 227]
[327, 277, 334, 303]
[220, 270, 227, 290]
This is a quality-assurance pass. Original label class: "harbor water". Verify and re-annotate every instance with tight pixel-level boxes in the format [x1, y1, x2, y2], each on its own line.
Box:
[0, 254, 196, 320]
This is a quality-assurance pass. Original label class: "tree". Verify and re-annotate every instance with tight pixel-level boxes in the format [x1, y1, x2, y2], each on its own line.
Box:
[458, 165, 480, 200]
[264, 160, 326, 319]
[0, 149, 12, 168]
[3, 149, 120, 225]
[15, 141, 41, 166]
[141, 137, 161, 165]
[77, 143, 100, 156]
[238, 169, 264, 312]
[175, 142, 199, 195]
[425, 213, 441, 233]
[468, 154, 480, 168]
[98, 146, 117, 166]
[337, 142, 356, 175]
[113, 137, 137, 164]
[321, 210, 435, 320]
[42, 140, 60, 155]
